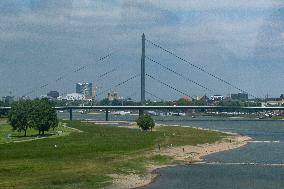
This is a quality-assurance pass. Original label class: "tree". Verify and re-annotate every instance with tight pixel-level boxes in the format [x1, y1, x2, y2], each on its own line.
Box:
[176, 98, 192, 106]
[99, 98, 110, 106]
[30, 98, 58, 135]
[8, 100, 33, 136]
[136, 115, 155, 131]
[111, 99, 122, 106]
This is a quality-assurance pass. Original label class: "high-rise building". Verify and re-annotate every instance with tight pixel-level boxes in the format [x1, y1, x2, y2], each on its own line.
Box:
[107, 92, 119, 101]
[231, 93, 248, 101]
[76, 82, 93, 97]
[47, 91, 59, 99]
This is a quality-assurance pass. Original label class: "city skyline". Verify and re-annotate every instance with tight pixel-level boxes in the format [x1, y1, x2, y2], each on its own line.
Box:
[1, 2, 284, 189]
[0, 1, 284, 100]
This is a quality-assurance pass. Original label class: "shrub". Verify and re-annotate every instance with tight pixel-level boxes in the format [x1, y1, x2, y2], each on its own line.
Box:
[136, 114, 155, 131]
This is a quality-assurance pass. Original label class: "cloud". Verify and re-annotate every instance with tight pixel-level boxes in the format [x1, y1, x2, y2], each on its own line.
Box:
[0, 0, 283, 98]
[30, 0, 73, 15]
[253, 7, 284, 61]
[149, 0, 283, 11]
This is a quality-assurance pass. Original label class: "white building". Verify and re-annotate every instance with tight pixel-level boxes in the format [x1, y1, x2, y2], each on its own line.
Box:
[64, 93, 85, 101]
[211, 95, 224, 101]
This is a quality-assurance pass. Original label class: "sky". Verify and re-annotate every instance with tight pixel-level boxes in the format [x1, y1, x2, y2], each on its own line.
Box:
[0, 0, 284, 100]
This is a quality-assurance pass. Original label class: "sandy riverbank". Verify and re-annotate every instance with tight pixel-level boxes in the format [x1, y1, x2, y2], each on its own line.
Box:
[107, 127, 251, 189]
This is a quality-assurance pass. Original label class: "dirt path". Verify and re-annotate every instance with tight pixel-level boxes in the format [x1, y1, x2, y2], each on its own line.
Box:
[62, 123, 83, 133]
[8, 123, 82, 143]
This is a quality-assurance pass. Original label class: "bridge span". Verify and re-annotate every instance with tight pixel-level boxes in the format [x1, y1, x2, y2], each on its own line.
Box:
[1, 106, 284, 121]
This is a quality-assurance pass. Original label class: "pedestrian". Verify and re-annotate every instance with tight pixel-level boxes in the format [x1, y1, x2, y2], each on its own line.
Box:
[182, 148, 185, 152]
[158, 144, 160, 151]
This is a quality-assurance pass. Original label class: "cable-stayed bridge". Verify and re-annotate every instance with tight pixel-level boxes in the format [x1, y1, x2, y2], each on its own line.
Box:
[16, 33, 257, 102]
[1, 105, 284, 121]
[1, 34, 283, 121]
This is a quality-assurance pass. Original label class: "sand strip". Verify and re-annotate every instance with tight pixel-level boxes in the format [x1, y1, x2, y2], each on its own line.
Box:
[107, 127, 251, 189]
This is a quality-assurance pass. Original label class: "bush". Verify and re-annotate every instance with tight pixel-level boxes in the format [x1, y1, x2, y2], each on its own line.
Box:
[136, 115, 155, 131]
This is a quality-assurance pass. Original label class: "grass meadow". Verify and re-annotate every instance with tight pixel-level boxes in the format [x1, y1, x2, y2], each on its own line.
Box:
[0, 119, 227, 188]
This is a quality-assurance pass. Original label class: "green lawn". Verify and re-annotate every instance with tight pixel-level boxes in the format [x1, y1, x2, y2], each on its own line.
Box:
[0, 120, 228, 189]
[0, 119, 74, 144]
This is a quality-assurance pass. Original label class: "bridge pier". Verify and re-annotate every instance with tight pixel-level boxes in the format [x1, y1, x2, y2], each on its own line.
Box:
[139, 108, 144, 116]
[69, 108, 73, 121]
[105, 109, 109, 121]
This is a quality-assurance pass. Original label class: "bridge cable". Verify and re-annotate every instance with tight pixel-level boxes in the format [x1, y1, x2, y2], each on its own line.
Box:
[145, 90, 164, 101]
[23, 51, 115, 97]
[59, 68, 118, 97]
[98, 68, 117, 80]
[96, 74, 140, 97]
[125, 91, 139, 100]
[146, 56, 214, 93]
[94, 68, 118, 89]
[146, 73, 191, 98]
[146, 39, 257, 98]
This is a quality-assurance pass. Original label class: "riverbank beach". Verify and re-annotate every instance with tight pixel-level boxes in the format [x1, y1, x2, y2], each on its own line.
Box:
[108, 127, 250, 189]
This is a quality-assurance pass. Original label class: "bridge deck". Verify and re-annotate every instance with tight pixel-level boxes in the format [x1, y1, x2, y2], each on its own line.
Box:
[1, 106, 284, 110]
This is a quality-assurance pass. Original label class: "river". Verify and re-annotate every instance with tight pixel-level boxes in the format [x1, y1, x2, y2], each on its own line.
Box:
[140, 120, 284, 189]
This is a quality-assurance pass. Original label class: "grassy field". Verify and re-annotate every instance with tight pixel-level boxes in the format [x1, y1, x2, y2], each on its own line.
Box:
[0, 120, 228, 189]
[0, 119, 74, 144]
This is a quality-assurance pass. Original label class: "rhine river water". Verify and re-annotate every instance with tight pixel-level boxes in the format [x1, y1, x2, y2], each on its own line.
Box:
[58, 112, 284, 189]
[140, 120, 284, 189]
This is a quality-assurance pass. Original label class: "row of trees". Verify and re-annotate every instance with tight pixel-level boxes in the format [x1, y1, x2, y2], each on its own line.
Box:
[51, 98, 140, 107]
[8, 99, 58, 136]
[217, 100, 261, 107]
[49, 95, 262, 108]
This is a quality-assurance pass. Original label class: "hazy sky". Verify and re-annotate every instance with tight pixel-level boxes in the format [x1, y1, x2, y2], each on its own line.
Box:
[0, 0, 284, 100]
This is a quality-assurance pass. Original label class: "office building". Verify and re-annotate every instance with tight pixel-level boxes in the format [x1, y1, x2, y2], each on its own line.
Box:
[64, 93, 85, 101]
[76, 82, 93, 97]
[211, 95, 224, 101]
[47, 91, 59, 99]
[231, 93, 248, 101]
[108, 92, 119, 101]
